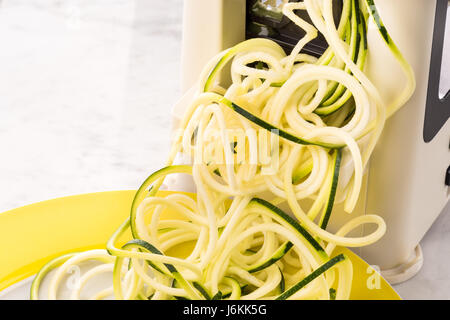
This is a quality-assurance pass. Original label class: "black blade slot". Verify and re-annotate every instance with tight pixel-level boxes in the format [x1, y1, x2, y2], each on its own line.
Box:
[245, 0, 343, 57]
[424, 0, 450, 142]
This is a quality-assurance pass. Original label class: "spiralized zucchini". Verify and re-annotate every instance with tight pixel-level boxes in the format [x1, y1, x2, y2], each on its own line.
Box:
[30, 0, 415, 300]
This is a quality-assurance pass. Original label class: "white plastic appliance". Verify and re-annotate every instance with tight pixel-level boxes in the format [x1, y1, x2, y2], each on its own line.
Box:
[176, 0, 450, 284]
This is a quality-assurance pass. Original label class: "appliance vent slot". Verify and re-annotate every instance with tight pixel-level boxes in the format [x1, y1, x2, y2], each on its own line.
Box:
[423, 0, 450, 142]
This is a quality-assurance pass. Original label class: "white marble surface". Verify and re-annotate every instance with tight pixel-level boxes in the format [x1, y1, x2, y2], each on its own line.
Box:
[0, 0, 448, 300]
[0, 0, 181, 212]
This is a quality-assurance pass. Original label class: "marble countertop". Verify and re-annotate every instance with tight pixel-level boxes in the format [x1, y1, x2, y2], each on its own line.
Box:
[0, 0, 448, 300]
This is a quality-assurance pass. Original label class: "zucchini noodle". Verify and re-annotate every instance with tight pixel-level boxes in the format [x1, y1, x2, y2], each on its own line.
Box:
[30, 0, 415, 300]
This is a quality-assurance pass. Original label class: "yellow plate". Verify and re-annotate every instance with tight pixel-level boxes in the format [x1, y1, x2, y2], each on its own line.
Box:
[0, 190, 400, 299]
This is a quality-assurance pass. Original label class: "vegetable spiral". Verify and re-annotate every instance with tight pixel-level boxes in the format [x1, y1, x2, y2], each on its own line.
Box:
[31, 0, 415, 300]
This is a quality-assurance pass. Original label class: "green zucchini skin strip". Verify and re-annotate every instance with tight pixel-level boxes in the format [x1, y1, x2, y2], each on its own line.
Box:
[172, 279, 190, 300]
[276, 254, 347, 300]
[122, 239, 172, 276]
[108, 218, 133, 299]
[107, 217, 130, 256]
[30, 253, 78, 300]
[362, 0, 415, 120]
[112, 239, 170, 300]
[130, 165, 192, 239]
[315, 0, 368, 116]
[222, 288, 245, 299]
[278, 266, 285, 294]
[319, 149, 342, 229]
[220, 277, 244, 300]
[203, 38, 285, 92]
[122, 239, 203, 300]
[364, 0, 389, 44]
[248, 198, 328, 261]
[292, 158, 313, 184]
[315, 0, 352, 103]
[247, 241, 293, 273]
[363, 0, 411, 69]
[218, 96, 343, 149]
[320, 0, 361, 107]
[193, 282, 212, 300]
[329, 288, 337, 300]
[211, 291, 222, 300]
